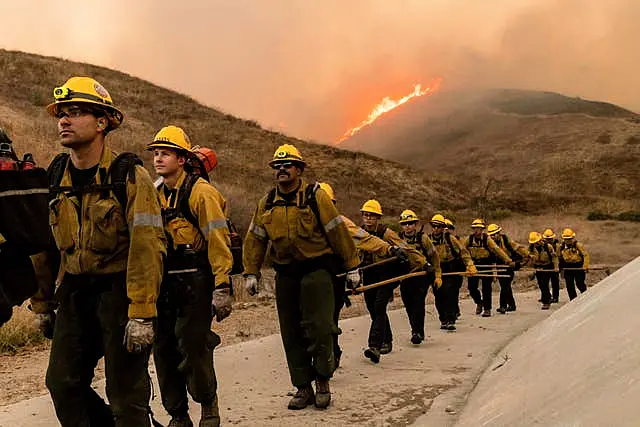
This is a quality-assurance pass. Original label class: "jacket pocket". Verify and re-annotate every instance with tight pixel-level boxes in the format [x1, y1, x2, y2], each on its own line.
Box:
[261, 209, 287, 241]
[87, 199, 123, 253]
[49, 198, 76, 251]
[297, 208, 316, 238]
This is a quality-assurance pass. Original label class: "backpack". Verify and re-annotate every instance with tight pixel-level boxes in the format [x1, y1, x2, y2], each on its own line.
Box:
[500, 234, 524, 262]
[529, 242, 553, 263]
[559, 241, 584, 263]
[162, 172, 244, 275]
[48, 152, 141, 211]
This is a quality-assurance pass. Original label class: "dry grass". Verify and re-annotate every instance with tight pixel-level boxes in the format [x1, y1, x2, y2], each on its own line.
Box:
[0, 304, 44, 354]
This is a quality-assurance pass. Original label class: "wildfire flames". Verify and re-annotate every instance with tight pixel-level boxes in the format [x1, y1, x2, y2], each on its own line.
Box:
[337, 78, 442, 143]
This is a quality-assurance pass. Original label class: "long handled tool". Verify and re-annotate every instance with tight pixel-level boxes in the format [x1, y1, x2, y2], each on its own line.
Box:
[345, 271, 510, 295]
[335, 256, 399, 278]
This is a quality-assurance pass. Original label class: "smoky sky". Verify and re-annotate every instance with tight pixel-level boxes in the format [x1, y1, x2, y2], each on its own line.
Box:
[1, 0, 638, 143]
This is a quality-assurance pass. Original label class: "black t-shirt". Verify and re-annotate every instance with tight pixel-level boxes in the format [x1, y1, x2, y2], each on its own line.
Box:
[69, 162, 99, 188]
[277, 182, 301, 203]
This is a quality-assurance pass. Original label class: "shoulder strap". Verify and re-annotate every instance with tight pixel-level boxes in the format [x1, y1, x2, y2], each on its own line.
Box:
[47, 153, 70, 194]
[445, 232, 460, 256]
[264, 188, 277, 211]
[375, 223, 388, 238]
[106, 153, 142, 210]
[177, 173, 201, 233]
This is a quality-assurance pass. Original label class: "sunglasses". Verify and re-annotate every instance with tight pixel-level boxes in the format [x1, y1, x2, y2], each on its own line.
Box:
[0, 142, 12, 153]
[54, 106, 98, 120]
[271, 162, 295, 170]
[402, 221, 418, 226]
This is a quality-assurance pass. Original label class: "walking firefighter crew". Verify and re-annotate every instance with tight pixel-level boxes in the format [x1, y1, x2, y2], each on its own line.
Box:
[543, 228, 562, 303]
[558, 228, 590, 301]
[37, 76, 166, 426]
[148, 125, 233, 427]
[527, 231, 559, 310]
[242, 144, 361, 410]
[462, 218, 514, 317]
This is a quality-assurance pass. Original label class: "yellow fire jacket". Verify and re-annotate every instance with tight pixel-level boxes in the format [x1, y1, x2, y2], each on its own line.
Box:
[360, 224, 424, 270]
[243, 180, 359, 276]
[429, 232, 473, 266]
[42, 148, 166, 318]
[399, 229, 442, 279]
[529, 242, 559, 270]
[559, 241, 590, 269]
[493, 233, 529, 260]
[342, 215, 392, 256]
[462, 233, 512, 264]
[159, 171, 233, 287]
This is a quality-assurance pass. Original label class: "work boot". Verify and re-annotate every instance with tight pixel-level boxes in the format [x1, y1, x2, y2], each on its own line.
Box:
[541, 303, 551, 310]
[440, 322, 448, 330]
[411, 332, 423, 344]
[288, 384, 315, 410]
[475, 304, 483, 315]
[168, 414, 194, 427]
[482, 309, 491, 317]
[200, 397, 221, 427]
[551, 297, 559, 303]
[497, 307, 507, 314]
[446, 323, 456, 331]
[506, 305, 516, 312]
[314, 378, 331, 409]
[380, 342, 393, 354]
[364, 347, 381, 364]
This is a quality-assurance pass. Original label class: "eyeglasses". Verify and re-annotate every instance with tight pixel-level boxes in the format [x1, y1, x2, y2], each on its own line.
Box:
[431, 224, 444, 229]
[0, 142, 12, 153]
[402, 221, 418, 226]
[362, 212, 379, 219]
[54, 107, 95, 119]
[271, 162, 295, 170]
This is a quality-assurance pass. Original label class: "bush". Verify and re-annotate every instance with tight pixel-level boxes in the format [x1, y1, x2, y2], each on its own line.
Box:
[587, 210, 613, 221]
[0, 305, 44, 354]
[489, 208, 513, 220]
[616, 211, 640, 222]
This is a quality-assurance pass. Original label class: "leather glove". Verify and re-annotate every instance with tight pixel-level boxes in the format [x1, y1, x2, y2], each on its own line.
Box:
[345, 269, 361, 290]
[34, 312, 56, 339]
[123, 318, 154, 353]
[389, 246, 409, 263]
[212, 287, 233, 322]
[244, 275, 258, 296]
[434, 277, 443, 289]
[466, 264, 478, 276]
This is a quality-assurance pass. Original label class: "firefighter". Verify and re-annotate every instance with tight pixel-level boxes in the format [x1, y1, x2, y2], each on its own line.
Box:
[558, 228, 590, 301]
[35, 77, 166, 427]
[398, 210, 442, 342]
[317, 183, 408, 369]
[243, 145, 360, 410]
[543, 228, 562, 303]
[428, 214, 475, 330]
[358, 200, 423, 363]
[443, 217, 466, 317]
[462, 219, 514, 317]
[487, 224, 529, 313]
[527, 231, 559, 310]
[148, 126, 233, 427]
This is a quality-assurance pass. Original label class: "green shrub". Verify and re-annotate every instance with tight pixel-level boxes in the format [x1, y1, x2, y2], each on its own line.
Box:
[616, 211, 640, 222]
[0, 306, 44, 354]
[587, 210, 613, 221]
[489, 208, 512, 220]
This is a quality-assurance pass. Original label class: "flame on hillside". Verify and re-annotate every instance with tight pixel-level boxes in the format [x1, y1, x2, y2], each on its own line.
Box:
[337, 78, 442, 143]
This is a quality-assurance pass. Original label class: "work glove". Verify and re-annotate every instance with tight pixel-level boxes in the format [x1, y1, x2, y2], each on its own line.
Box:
[389, 246, 409, 263]
[508, 261, 516, 269]
[123, 318, 154, 353]
[434, 277, 443, 289]
[244, 274, 258, 296]
[212, 287, 233, 322]
[466, 264, 478, 276]
[345, 269, 362, 290]
[34, 312, 56, 339]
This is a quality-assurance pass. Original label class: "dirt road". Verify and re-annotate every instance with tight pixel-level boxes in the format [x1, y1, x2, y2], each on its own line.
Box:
[0, 290, 556, 426]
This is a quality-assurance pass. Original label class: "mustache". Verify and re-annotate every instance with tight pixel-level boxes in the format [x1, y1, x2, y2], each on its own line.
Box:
[277, 170, 290, 177]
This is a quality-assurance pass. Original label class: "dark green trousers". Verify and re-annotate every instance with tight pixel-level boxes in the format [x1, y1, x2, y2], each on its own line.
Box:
[45, 273, 151, 427]
[153, 267, 219, 416]
[275, 266, 336, 387]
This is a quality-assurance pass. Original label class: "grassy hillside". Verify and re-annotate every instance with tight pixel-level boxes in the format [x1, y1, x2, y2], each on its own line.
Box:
[342, 89, 640, 214]
[0, 49, 466, 228]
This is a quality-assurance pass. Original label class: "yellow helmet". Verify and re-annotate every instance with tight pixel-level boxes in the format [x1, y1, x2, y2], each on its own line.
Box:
[528, 231, 542, 244]
[318, 182, 336, 202]
[444, 218, 455, 230]
[561, 228, 576, 240]
[269, 144, 305, 167]
[46, 76, 124, 130]
[399, 209, 419, 224]
[430, 214, 446, 226]
[543, 228, 556, 239]
[487, 223, 502, 236]
[361, 199, 382, 216]
[471, 218, 486, 229]
[147, 125, 192, 152]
